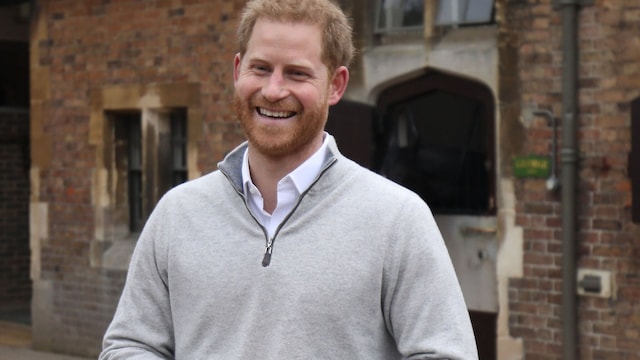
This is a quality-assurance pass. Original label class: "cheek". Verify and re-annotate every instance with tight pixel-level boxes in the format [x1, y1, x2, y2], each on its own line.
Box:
[297, 88, 327, 109]
[234, 76, 258, 99]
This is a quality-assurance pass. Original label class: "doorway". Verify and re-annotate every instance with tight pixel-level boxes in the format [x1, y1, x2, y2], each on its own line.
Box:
[327, 69, 497, 359]
[0, 1, 32, 342]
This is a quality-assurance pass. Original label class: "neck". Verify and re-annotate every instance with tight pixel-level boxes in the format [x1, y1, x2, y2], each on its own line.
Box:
[247, 142, 321, 213]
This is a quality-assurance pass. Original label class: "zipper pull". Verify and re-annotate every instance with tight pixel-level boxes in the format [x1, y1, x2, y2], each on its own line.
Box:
[262, 240, 273, 267]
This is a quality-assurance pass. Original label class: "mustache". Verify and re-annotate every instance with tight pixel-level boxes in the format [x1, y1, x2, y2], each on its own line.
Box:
[249, 95, 300, 112]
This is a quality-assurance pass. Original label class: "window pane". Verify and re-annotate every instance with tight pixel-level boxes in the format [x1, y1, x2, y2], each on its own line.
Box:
[376, 0, 387, 29]
[435, 0, 466, 25]
[128, 119, 141, 170]
[402, 0, 424, 27]
[436, 0, 494, 26]
[127, 118, 143, 232]
[170, 109, 188, 186]
[376, 0, 423, 31]
[466, 0, 494, 24]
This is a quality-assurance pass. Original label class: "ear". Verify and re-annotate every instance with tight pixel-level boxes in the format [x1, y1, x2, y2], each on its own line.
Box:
[233, 53, 242, 83]
[327, 66, 349, 106]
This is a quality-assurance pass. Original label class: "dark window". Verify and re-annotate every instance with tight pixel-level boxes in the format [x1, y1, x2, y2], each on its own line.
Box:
[109, 109, 188, 233]
[171, 109, 188, 186]
[127, 118, 144, 232]
[110, 112, 140, 233]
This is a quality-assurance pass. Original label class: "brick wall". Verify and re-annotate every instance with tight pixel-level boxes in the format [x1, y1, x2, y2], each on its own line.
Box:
[0, 109, 30, 308]
[506, 0, 640, 358]
[30, 0, 246, 356]
[31, 0, 640, 357]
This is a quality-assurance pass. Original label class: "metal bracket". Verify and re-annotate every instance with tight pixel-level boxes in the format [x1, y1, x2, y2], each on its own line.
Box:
[553, 0, 594, 9]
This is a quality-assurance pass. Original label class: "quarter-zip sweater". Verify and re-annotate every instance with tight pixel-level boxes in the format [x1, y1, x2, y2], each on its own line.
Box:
[100, 137, 478, 360]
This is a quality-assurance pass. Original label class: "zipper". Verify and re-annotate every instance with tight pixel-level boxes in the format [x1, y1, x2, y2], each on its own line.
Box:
[221, 170, 271, 263]
[260, 157, 338, 267]
[222, 157, 338, 268]
[262, 238, 273, 267]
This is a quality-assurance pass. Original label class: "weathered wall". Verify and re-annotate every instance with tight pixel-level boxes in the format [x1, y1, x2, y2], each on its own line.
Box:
[29, 0, 245, 356]
[506, 0, 640, 358]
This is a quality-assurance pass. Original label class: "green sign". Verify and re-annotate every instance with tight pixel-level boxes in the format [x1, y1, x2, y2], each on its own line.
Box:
[513, 155, 551, 178]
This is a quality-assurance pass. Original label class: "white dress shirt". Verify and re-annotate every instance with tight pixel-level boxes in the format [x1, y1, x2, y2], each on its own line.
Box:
[242, 134, 330, 238]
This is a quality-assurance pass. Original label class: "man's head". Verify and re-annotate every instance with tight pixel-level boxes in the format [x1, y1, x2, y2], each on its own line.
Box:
[237, 0, 354, 74]
[233, 0, 352, 162]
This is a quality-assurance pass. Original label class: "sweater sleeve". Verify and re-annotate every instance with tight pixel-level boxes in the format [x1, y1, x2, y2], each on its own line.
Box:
[99, 195, 175, 360]
[383, 194, 478, 360]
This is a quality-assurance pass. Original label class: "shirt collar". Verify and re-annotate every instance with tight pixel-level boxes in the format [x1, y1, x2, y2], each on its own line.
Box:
[242, 132, 331, 195]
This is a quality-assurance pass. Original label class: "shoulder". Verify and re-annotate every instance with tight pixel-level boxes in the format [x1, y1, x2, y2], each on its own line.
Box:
[325, 157, 432, 224]
[341, 157, 425, 201]
[154, 170, 230, 211]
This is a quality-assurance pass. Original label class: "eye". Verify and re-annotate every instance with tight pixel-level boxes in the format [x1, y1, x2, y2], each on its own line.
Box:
[251, 64, 271, 75]
[288, 70, 310, 80]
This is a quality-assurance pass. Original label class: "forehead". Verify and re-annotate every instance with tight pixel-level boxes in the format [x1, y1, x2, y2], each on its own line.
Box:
[246, 18, 324, 60]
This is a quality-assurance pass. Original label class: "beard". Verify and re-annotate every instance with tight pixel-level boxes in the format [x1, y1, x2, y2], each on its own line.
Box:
[234, 92, 329, 159]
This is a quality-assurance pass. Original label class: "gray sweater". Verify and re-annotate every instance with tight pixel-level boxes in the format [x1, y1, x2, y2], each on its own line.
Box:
[100, 137, 478, 359]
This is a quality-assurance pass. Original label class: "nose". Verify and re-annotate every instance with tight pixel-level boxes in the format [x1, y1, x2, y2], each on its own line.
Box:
[261, 71, 288, 102]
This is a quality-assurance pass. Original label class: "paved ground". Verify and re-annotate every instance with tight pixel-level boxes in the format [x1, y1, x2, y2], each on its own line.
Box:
[0, 321, 91, 360]
[0, 344, 92, 360]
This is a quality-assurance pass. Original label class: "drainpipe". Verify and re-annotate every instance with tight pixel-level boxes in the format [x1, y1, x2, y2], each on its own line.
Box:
[558, 1, 580, 359]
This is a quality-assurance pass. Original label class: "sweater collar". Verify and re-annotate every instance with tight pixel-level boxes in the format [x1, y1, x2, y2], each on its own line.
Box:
[218, 134, 342, 194]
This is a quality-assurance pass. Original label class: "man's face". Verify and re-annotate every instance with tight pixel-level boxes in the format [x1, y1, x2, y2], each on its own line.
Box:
[233, 18, 347, 160]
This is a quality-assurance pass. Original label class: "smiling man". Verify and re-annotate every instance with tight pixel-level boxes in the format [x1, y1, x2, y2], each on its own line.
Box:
[99, 1, 478, 359]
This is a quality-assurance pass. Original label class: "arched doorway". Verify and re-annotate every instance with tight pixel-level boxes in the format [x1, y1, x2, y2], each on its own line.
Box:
[327, 68, 497, 359]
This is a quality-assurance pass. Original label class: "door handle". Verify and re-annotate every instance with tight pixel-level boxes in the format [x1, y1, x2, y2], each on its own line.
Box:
[460, 226, 497, 237]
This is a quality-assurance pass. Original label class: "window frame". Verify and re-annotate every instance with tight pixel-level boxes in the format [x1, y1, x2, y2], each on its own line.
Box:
[89, 83, 201, 271]
[107, 108, 188, 235]
[374, 0, 495, 34]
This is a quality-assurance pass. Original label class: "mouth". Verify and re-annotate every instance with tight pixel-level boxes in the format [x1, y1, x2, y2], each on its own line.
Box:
[257, 107, 296, 119]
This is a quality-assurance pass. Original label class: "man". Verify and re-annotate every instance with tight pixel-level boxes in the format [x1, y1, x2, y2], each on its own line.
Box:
[99, 0, 478, 359]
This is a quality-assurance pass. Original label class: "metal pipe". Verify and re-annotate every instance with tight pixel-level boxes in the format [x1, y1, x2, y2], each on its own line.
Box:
[559, 0, 580, 359]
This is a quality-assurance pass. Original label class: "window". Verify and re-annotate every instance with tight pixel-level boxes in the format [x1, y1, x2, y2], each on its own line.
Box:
[90, 83, 200, 270]
[171, 109, 188, 185]
[375, 0, 495, 32]
[112, 113, 144, 232]
[109, 108, 188, 234]
[435, 0, 494, 26]
[376, 0, 424, 32]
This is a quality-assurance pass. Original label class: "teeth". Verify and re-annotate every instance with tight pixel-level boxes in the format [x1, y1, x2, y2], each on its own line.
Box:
[258, 108, 294, 119]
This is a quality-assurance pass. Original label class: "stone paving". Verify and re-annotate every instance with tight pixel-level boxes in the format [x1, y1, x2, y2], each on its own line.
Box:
[0, 321, 91, 360]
